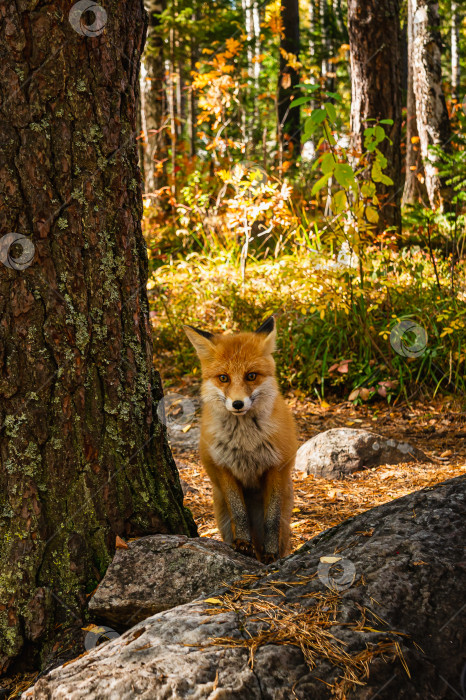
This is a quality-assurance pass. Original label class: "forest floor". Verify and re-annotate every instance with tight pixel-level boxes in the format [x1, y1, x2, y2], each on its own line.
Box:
[4, 391, 465, 700]
[170, 386, 466, 553]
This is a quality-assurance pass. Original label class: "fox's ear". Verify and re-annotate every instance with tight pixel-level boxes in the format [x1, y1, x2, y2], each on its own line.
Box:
[183, 325, 216, 360]
[255, 316, 276, 354]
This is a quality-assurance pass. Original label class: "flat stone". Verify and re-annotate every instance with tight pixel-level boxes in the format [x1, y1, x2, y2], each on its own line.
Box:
[88, 535, 263, 626]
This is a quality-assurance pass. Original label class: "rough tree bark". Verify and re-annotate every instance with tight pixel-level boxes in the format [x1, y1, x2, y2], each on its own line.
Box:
[411, 0, 451, 209]
[278, 0, 301, 157]
[25, 475, 466, 698]
[403, 0, 429, 206]
[141, 0, 168, 193]
[347, 0, 403, 235]
[0, 0, 196, 674]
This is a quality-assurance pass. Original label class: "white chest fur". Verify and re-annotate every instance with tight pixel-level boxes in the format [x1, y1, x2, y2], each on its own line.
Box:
[204, 407, 282, 488]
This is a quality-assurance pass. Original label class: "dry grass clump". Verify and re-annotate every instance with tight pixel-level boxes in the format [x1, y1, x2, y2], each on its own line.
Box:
[204, 577, 410, 698]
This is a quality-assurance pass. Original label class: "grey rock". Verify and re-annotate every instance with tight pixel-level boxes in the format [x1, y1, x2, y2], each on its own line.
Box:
[180, 479, 199, 495]
[295, 428, 429, 477]
[23, 476, 465, 699]
[168, 425, 200, 450]
[88, 535, 263, 626]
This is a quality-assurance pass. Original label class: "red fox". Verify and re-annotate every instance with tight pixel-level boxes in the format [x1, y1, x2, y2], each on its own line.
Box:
[183, 316, 297, 563]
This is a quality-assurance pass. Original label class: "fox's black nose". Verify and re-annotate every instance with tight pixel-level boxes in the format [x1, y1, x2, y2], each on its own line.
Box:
[232, 400, 244, 410]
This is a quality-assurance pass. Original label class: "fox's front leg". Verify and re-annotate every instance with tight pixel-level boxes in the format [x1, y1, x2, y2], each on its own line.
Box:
[216, 468, 255, 558]
[261, 466, 293, 564]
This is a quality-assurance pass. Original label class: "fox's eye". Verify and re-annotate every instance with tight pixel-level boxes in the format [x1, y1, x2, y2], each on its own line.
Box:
[246, 372, 257, 381]
[218, 374, 229, 383]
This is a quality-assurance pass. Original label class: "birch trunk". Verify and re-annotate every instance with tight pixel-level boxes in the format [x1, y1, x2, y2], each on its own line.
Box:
[242, 0, 261, 144]
[403, 0, 429, 206]
[411, 0, 451, 209]
[451, 2, 460, 102]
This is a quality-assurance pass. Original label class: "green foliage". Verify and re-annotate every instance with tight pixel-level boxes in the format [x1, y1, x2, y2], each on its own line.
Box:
[149, 247, 466, 402]
[142, 0, 466, 403]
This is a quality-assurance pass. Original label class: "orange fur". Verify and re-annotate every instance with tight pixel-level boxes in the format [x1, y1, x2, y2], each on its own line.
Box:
[184, 317, 297, 563]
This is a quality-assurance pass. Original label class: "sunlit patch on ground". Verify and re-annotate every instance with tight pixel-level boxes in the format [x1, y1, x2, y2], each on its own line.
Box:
[173, 394, 466, 552]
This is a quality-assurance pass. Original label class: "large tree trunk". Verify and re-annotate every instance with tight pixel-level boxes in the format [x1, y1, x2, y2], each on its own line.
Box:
[347, 0, 402, 235]
[403, 0, 429, 206]
[142, 0, 168, 194]
[411, 0, 451, 209]
[0, 0, 196, 674]
[278, 0, 301, 158]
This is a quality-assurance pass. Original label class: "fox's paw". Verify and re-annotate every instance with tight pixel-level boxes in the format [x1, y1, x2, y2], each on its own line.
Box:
[260, 550, 278, 565]
[232, 539, 255, 558]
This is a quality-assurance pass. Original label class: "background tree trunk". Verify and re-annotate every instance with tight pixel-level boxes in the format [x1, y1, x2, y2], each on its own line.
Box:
[411, 0, 451, 209]
[0, 0, 196, 674]
[142, 0, 168, 194]
[403, 0, 429, 206]
[242, 0, 262, 146]
[451, 1, 460, 102]
[347, 0, 403, 234]
[320, 0, 334, 92]
[278, 0, 301, 158]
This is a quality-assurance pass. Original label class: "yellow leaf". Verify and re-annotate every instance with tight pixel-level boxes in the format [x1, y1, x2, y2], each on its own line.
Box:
[320, 556, 341, 564]
[204, 598, 223, 605]
[365, 206, 379, 224]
